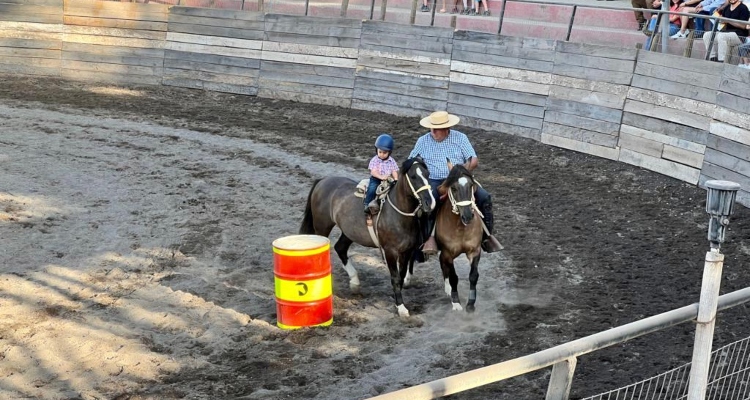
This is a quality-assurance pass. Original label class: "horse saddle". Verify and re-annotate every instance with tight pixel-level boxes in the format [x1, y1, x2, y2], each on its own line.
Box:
[354, 179, 392, 199]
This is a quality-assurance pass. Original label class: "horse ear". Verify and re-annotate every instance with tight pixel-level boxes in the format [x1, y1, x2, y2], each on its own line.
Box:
[446, 157, 453, 171]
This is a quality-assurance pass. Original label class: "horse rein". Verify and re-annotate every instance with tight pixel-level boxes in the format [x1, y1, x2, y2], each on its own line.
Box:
[447, 180, 484, 218]
[385, 166, 431, 217]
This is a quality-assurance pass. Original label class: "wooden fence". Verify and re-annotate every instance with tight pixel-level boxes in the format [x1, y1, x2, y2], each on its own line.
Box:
[2, 0, 750, 204]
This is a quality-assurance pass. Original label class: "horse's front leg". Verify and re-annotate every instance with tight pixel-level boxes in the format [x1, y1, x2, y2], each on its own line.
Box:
[334, 234, 360, 293]
[466, 253, 481, 313]
[440, 252, 462, 311]
[386, 252, 409, 317]
[403, 249, 417, 288]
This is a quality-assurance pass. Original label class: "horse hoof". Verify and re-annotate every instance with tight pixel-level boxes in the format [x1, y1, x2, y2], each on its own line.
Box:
[451, 302, 463, 311]
[397, 304, 410, 317]
[466, 303, 476, 313]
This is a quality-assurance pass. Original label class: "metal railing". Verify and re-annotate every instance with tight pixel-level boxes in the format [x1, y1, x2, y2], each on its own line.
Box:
[368, 287, 750, 399]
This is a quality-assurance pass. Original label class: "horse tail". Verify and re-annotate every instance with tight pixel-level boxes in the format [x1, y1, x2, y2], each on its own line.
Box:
[299, 178, 322, 234]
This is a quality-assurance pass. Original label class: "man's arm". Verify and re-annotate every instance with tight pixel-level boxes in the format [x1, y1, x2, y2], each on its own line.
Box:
[465, 156, 478, 172]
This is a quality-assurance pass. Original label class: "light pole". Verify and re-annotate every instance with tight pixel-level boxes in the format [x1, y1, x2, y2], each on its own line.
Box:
[687, 180, 741, 399]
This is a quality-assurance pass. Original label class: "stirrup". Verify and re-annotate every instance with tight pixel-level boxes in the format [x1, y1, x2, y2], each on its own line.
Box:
[481, 235, 503, 253]
[422, 237, 438, 256]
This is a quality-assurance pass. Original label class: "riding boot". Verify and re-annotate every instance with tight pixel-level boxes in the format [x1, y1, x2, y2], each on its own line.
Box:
[481, 201, 503, 253]
[367, 199, 380, 215]
[422, 214, 438, 256]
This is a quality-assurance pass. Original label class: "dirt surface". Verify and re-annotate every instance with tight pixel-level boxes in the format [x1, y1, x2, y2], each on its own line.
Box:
[0, 75, 749, 400]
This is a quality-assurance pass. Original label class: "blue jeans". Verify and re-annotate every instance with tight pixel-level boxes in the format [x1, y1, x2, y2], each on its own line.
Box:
[364, 177, 382, 207]
[644, 19, 680, 51]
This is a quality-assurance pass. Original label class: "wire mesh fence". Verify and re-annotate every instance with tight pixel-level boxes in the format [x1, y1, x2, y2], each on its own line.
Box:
[583, 335, 750, 400]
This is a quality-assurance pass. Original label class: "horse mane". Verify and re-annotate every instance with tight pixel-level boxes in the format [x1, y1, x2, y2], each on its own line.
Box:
[400, 156, 422, 174]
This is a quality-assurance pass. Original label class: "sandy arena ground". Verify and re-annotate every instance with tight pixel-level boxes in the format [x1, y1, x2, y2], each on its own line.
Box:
[0, 75, 749, 400]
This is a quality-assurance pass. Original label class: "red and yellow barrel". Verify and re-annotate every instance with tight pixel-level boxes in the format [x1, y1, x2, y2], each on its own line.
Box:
[273, 235, 333, 330]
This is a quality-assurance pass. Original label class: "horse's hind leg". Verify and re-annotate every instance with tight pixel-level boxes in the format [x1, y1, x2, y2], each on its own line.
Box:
[403, 249, 417, 288]
[466, 254, 481, 313]
[440, 252, 462, 311]
[334, 234, 360, 293]
[390, 252, 410, 317]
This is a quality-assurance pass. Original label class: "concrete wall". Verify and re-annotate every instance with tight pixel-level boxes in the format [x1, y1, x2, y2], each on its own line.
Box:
[2, 0, 750, 204]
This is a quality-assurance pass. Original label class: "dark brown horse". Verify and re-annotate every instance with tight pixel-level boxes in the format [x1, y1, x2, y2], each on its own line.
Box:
[435, 161, 484, 313]
[299, 157, 436, 317]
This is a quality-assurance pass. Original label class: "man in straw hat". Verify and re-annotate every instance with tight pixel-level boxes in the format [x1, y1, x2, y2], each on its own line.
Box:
[409, 111, 504, 257]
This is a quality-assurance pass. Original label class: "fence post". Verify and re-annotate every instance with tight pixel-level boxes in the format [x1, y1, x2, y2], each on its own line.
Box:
[341, 0, 349, 17]
[564, 5, 576, 41]
[380, 0, 388, 20]
[410, 0, 418, 24]
[545, 357, 577, 400]
[497, 0, 507, 34]
[687, 180, 740, 400]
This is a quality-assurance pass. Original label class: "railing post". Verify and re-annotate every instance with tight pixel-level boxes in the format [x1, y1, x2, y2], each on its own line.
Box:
[380, 0, 388, 20]
[497, 0, 507, 34]
[410, 0, 418, 24]
[687, 180, 740, 400]
[370, 0, 376, 19]
[258, 0, 264, 13]
[565, 5, 576, 41]
[545, 357, 577, 400]
[430, 0, 437, 26]
[660, 0, 669, 53]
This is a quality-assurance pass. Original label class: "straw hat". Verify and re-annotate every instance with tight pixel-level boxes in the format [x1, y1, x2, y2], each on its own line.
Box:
[419, 111, 460, 129]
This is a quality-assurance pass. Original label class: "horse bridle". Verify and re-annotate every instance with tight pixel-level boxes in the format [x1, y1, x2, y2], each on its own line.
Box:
[385, 163, 431, 217]
[447, 175, 484, 218]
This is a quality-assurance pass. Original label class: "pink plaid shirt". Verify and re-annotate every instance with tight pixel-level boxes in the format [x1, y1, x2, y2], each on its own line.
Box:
[368, 155, 399, 178]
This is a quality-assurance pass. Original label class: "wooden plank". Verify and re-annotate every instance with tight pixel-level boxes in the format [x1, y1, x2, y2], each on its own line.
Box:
[554, 51, 635, 73]
[165, 41, 260, 59]
[619, 148, 700, 184]
[449, 82, 546, 106]
[0, 13, 62, 24]
[634, 63, 719, 90]
[543, 110, 620, 135]
[549, 85, 625, 109]
[0, 21, 62, 32]
[352, 98, 426, 118]
[704, 147, 750, 177]
[546, 98, 622, 123]
[621, 112, 707, 144]
[165, 49, 260, 69]
[63, 26, 165, 40]
[359, 54, 449, 77]
[64, 33, 164, 49]
[62, 59, 161, 76]
[712, 107, 750, 131]
[450, 71, 549, 96]
[700, 163, 750, 194]
[460, 114, 541, 140]
[451, 60, 550, 84]
[266, 13, 363, 29]
[357, 78, 447, 101]
[0, 62, 60, 76]
[361, 20, 453, 39]
[623, 100, 710, 131]
[359, 43, 450, 61]
[0, 56, 60, 68]
[620, 124, 706, 153]
[541, 133, 621, 161]
[451, 49, 553, 73]
[0, 37, 61, 49]
[263, 51, 356, 68]
[715, 92, 750, 115]
[1, 0, 61, 5]
[552, 63, 632, 85]
[550, 74, 629, 95]
[618, 131, 664, 158]
[448, 92, 544, 118]
[0, 4, 61, 15]
[663, 144, 704, 169]
[164, 58, 260, 77]
[167, 22, 264, 41]
[264, 31, 360, 49]
[260, 70, 354, 88]
[450, 102, 543, 129]
[162, 77, 258, 96]
[708, 121, 750, 147]
[63, 7, 167, 23]
[352, 88, 446, 111]
[706, 134, 750, 163]
[720, 64, 750, 86]
[356, 67, 449, 88]
[167, 32, 261, 50]
[556, 41, 637, 61]
[263, 60, 352, 79]
[61, 69, 162, 85]
[164, 67, 257, 86]
[628, 87, 716, 118]
[264, 22, 361, 39]
[169, 6, 264, 22]
[360, 35, 451, 55]
[631, 75, 716, 104]
[64, 15, 166, 31]
[0, 47, 59, 58]
[542, 122, 619, 147]
[65, 0, 168, 14]
[359, 48, 449, 66]
[637, 50, 724, 75]
[168, 14, 265, 31]
[64, 42, 164, 58]
[264, 41, 357, 59]
[0, 28, 61, 41]
[259, 87, 352, 108]
[63, 50, 163, 67]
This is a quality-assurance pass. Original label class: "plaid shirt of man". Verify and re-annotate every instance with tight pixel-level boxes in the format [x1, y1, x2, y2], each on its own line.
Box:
[408, 129, 477, 180]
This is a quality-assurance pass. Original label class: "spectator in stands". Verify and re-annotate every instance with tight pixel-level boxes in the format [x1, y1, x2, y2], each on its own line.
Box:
[642, 0, 667, 34]
[644, 0, 684, 49]
[738, 28, 750, 68]
[671, 0, 727, 38]
[702, 0, 749, 62]
[421, 0, 430, 12]
[472, 0, 490, 15]
[450, 0, 468, 14]
[633, 0, 651, 30]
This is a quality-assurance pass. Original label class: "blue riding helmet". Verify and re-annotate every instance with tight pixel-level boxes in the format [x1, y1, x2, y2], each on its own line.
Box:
[375, 134, 394, 152]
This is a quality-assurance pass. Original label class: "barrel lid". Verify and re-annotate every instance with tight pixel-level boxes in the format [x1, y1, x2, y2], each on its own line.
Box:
[273, 235, 330, 251]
